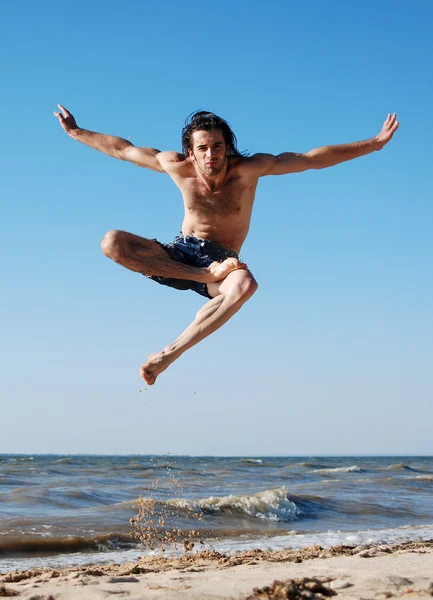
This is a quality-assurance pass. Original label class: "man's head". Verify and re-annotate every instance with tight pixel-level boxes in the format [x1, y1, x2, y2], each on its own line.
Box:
[182, 111, 242, 176]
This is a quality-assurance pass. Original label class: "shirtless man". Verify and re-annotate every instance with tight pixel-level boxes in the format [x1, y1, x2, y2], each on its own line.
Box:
[54, 106, 399, 385]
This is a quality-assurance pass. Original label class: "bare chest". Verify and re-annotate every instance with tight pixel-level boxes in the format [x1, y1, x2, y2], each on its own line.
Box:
[184, 178, 248, 218]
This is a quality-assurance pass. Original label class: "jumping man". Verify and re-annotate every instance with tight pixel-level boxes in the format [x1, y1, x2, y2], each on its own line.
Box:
[54, 106, 399, 385]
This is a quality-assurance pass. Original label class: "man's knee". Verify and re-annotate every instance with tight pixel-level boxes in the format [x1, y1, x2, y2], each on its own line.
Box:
[241, 273, 259, 299]
[101, 230, 125, 260]
[229, 271, 258, 302]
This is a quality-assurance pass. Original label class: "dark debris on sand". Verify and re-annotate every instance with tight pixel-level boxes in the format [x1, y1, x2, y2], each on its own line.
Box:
[0, 584, 20, 597]
[245, 577, 336, 599]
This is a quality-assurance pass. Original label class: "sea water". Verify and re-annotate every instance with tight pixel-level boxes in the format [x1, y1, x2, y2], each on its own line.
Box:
[1, 454, 432, 572]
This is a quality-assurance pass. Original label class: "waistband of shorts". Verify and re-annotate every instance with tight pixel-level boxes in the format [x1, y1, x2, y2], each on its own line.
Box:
[174, 234, 239, 257]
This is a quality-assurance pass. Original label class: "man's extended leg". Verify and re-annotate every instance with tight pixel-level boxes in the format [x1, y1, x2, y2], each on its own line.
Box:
[140, 269, 258, 385]
[101, 229, 246, 282]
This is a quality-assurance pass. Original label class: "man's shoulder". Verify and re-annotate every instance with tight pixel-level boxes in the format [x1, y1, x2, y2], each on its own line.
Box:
[158, 151, 193, 175]
[158, 150, 188, 164]
[230, 153, 277, 176]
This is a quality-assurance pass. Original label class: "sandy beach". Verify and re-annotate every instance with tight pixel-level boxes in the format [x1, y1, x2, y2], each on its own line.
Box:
[1, 541, 432, 599]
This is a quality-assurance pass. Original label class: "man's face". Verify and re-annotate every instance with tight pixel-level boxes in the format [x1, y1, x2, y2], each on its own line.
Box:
[190, 129, 228, 176]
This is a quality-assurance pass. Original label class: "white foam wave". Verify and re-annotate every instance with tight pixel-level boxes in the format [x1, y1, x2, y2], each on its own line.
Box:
[170, 487, 302, 522]
[216, 523, 433, 554]
[313, 466, 362, 474]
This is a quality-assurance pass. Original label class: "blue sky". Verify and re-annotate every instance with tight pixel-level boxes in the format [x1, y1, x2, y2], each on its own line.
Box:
[1, 0, 432, 455]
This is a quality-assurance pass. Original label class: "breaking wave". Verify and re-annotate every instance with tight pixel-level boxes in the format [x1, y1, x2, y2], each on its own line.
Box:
[169, 487, 306, 522]
[386, 464, 418, 471]
[299, 462, 331, 469]
[313, 466, 362, 474]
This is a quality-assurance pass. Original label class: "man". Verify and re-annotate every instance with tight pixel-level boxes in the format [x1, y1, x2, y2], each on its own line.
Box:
[54, 106, 399, 385]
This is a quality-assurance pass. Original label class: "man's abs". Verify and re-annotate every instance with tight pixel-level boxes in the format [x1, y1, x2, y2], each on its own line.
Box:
[181, 212, 251, 255]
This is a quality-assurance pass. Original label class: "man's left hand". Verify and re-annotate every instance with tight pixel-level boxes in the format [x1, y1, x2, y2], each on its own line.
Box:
[376, 113, 399, 149]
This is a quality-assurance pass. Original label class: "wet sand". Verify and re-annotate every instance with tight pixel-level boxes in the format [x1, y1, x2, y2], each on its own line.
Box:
[1, 540, 433, 599]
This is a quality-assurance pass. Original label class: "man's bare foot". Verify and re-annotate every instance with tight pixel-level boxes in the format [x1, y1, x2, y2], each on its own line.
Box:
[208, 257, 247, 282]
[140, 352, 173, 385]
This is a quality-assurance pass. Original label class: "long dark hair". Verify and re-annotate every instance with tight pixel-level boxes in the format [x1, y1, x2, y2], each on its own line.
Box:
[181, 111, 246, 156]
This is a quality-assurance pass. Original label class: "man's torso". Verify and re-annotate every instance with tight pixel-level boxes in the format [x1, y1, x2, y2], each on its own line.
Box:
[158, 154, 261, 254]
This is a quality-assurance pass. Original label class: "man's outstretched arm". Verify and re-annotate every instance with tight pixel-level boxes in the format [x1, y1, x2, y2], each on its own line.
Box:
[53, 104, 166, 172]
[256, 113, 399, 176]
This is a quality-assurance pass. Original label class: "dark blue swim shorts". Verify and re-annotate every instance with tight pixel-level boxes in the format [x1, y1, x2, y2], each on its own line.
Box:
[147, 234, 240, 299]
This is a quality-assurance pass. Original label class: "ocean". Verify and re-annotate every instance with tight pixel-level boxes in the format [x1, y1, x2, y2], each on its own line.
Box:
[1, 454, 432, 573]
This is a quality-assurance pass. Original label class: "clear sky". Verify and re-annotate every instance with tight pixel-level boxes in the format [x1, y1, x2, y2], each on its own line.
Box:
[1, 0, 432, 456]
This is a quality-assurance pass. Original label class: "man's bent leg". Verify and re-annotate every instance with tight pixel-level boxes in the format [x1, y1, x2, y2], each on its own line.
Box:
[140, 269, 258, 385]
[101, 230, 246, 283]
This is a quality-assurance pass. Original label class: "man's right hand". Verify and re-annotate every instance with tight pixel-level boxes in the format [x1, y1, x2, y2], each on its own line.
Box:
[53, 104, 78, 135]
[207, 258, 247, 282]
[52, 106, 166, 172]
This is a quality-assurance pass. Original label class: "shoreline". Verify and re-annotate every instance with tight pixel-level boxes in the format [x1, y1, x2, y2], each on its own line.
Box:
[2, 540, 433, 599]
